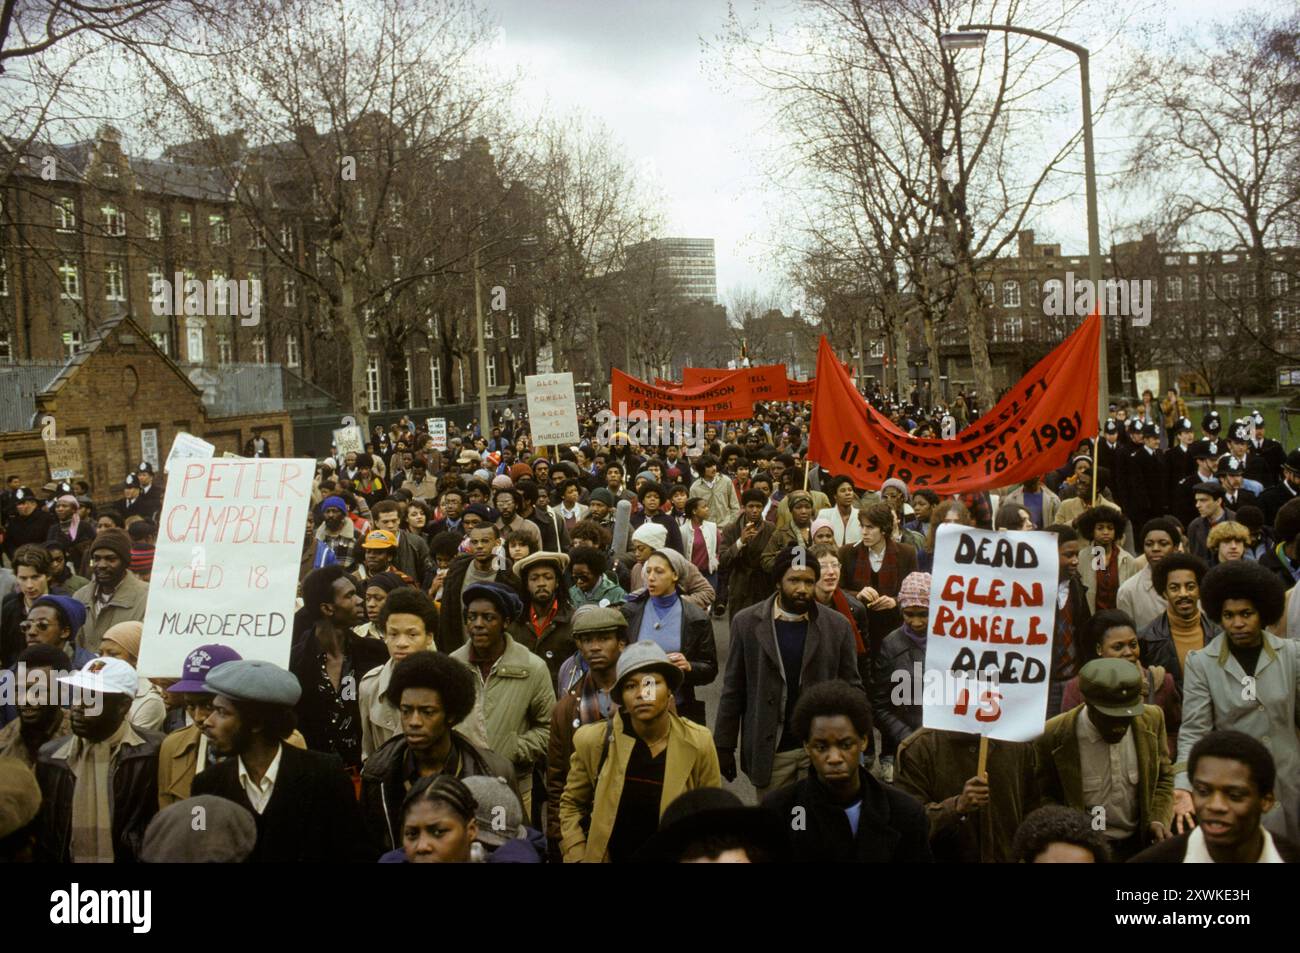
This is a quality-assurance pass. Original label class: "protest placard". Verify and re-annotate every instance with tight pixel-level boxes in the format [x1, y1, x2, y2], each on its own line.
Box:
[140, 428, 160, 470]
[333, 425, 365, 455]
[163, 431, 216, 474]
[526, 372, 580, 444]
[428, 418, 447, 450]
[44, 437, 83, 480]
[136, 458, 315, 676]
[921, 524, 1058, 742]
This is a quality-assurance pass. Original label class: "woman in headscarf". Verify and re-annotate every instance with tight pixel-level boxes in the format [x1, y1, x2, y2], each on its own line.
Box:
[97, 621, 167, 732]
[356, 572, 406, 640]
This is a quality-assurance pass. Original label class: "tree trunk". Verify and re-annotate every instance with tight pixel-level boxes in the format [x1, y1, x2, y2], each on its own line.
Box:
[341, 280, 370, 435]
[960, 270, 995, 394]
[922, 312, 943, 403]
[891, 308, 910, 403]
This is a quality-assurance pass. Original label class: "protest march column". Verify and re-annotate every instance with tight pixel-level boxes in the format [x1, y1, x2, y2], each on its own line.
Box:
[922, 524, 1060, 769]
[136, 458, 316, 676]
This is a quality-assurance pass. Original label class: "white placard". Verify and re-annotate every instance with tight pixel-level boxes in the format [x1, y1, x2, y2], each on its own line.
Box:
[1135, 369, 1161, 399]
[163, 431, 215, 474]
[428, 418, 447, 450]
[920, 524, 1059, 742]
[333, 425, 365, 455]
[526, 372, 579, 445]
[137, 458, 315, 676]
[140, 428, 160, 470]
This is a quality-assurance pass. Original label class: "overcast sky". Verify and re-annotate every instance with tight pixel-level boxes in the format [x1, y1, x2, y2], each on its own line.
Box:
[485, 0, 1272, 315]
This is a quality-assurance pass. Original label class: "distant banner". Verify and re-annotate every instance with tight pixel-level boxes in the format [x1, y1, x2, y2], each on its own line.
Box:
[786, 378, 815, 400]
[526, 372, 580, 445]
[611, 368, 755, 420]
[807, 314, 1100, 493]
[44, 437, 83, 480]
[682, 364, 787, 401]
[137, 458, 314, 676]
[922, 525, 1058, 741]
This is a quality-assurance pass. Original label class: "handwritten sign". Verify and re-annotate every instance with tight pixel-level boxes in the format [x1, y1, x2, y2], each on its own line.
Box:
[921, 524, 1058, 742]
[44, 437, 83, 480]
[428, 418, 447, 451]
[333, 425, 365, 456]
[526, 373, 580, 445]
[136, 458, 315, 676]
[163, 431, 215, 474]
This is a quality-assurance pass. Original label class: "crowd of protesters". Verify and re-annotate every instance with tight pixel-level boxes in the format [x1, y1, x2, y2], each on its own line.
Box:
[0, 386, 1296, 865]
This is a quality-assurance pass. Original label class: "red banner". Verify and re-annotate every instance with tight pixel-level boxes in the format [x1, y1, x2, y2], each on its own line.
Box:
[786, 378, 814, 399]
[807, 314, 1100, 493]
[611, 368, 756, 420]
[682, 364, 788, 400]
[654, 378, 682, 389]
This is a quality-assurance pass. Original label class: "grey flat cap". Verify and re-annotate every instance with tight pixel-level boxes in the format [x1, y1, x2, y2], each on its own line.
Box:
[614, 639, 683, 696]
[203, 659, 302, 706]
[571, 604, 628, 636]
[460, 775, 525, 848]
[141, 795, 257, 863]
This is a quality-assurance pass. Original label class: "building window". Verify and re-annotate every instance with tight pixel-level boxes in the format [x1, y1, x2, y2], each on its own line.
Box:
[209, 214, 230, 245]
[391, 255, 402, 274]
[252, 334, 267, 364]
[1120, 350, 1131, 384]
[105, 261, 125, 301]
[186, 321, 204, 363]
[389, 194, 403, 225]
[404, 357, 413, 405]
[0, 333, 11, 363]
[1165, 276, 1182, 301]
[430, 356, 442, 399]
[146, 207, 162, 240]
[211, 270, 228, 310]
[981, 281, 994, 304]
[280, 223, 294, 251]
[1006, 315, 1023, 341]
[1272, 272, 1289, 297]
[869, 339, 885, 358]
[366, 356, 381, 411]
[58, 260, 80, 299]
[151, 331, 169, 353]
[283, 277, 296, 306]
[509, 313, 520, 338]
[0, 256, 7, 296]
[286, 333, 300, 368]
[62, 331, 83, 358]
[55, 197, 76, 232]
[178, 210, 193, 240]
[486, 353, 498, 388]
[102, 205, 126, 236]
[511, 351, 524, 378]
[217, 333, 232, 364]
[253, 227, 266, 249]
[1188, 274, 1199, 299]
[483, 317, 494, 339]
[1223, 274, 1239, 298]
[1001, 280, 1021, 308]
[315, 247, 329, 273]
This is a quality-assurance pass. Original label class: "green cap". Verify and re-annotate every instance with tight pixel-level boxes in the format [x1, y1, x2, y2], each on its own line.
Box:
[571, 604, 628, 637]
[1078, 658, 1143, 718]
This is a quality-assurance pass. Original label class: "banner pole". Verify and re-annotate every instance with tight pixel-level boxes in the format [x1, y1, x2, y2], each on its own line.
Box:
[1091, 422, 1101, 507]
[977, 736, 989, 780]
[803, 458, 811, 491]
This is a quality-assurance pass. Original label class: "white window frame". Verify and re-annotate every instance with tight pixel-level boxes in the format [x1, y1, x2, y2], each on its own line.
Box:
[869, 339, 885, 358]
[58, 260, 80, 299]
[283, 277, 296, 307]
[1005, 314, 1023, 341]
[102, 204, 126, 237]
[279, 223, 294, 251]
[217, 332, 232, 365]
[186, 319, 205, 363]
[145, 207, 162, 240]
[1272, 272, 1288, 297]
[62, 331, 83, 358]
[178, 210, 193, 240]
[209, 214, 230, 246]
[509, 313, 520, 338]
[981, 281, 994, 304]
[211, 270, 228, 311]
[483, 317, 494, 339]
[286, 332, 300, 368]
[1188, 274, 1199, 299]
[1165, 276, 1182, 301]
[252, 227, 266, 249]
[1223, 274, 1239, 299]
[55, 197, 76, 232]
[0, 333, 11, 363]
[404, 357, 413, 405]
[430, 355, 442, 399]
[1001, 280, 1021, 308]
[366, 356, 381, 411]
[105, 261, 125, 301]
[151, 331, 170, 353]
[252, 334, 267, 364]
[486, 353, 498, 388]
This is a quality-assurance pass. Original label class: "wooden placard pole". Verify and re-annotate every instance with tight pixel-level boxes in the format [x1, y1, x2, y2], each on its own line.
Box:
[977, 736, 990, 780]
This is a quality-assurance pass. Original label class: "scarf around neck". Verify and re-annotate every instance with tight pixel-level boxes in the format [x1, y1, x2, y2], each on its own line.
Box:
[68, 719, 140, 863]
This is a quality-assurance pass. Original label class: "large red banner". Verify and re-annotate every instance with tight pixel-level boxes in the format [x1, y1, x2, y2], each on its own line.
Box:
[807, 314, 1100, 493]
[611, 368, 756, 420]
[682, 364, 787, 400]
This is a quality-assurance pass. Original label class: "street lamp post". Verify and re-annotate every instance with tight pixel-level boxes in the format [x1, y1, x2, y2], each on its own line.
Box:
[939, 25, 1109, 432]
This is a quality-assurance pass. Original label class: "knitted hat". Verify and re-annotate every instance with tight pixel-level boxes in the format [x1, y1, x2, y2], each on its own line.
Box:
[89, 527, 132, 564]
[102, 621, 144, 661]
[810, 517, 834, 536]
[363, 571, 405, 594]
[509, 463, 533, 483]
[898, 572, 932, 610]
[631, 523, 668, 550]
[881, 478, 910, 501]
[321, 495, 348, 514]
[491, 474, 514, 490]
[589, 488, 616, 507]
[32, 594, 87, 637]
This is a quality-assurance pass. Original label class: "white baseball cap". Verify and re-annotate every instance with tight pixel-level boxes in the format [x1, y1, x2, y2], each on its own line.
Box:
[57, 657, 138, 696]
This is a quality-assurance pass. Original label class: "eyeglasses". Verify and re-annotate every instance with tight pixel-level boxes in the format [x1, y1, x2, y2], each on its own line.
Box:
[19, 619, 57, 633]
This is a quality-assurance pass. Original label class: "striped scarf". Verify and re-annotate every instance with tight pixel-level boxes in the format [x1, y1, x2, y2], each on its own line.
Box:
[830, 588, 868, 656]
[849, 542, 900, 601]
[67, 719, 140, 863]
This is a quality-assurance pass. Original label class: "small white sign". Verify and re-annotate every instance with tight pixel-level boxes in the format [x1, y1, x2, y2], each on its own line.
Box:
[428, 418, 447, 450]
[140, 428, 160, 470]
[163, 431, 216, 474]
[526, 373, 580, 445]
[333, 425, 365, 456]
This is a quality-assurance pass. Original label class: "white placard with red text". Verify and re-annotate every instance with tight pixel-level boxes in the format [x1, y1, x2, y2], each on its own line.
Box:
[921, 524, 1058, 741]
